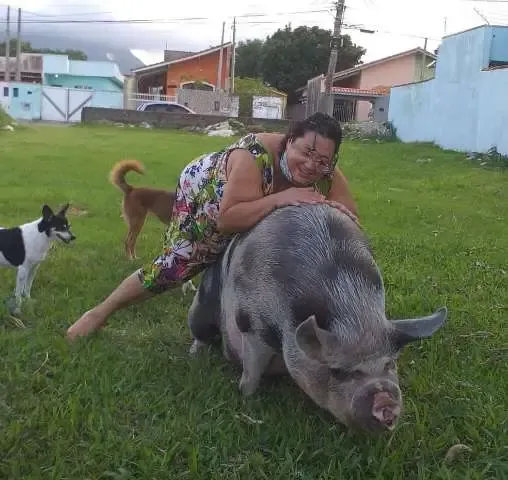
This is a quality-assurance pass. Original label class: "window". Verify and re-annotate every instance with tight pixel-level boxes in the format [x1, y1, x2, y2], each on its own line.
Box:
[143, 104, 167, 112]
[13, 87, 19, 98]
[3, 87, 8, 97]
[143, 103, 190, 113]
[165, 104, 189, 113]
[488, 31, 508, 69]
[213, 101, 220, 111]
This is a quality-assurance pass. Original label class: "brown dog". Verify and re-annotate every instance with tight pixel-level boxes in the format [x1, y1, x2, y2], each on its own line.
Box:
[110, 159, 175, 260]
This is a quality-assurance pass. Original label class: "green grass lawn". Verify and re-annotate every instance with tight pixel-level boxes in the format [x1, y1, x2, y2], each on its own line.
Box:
[0, 124, 506, 479]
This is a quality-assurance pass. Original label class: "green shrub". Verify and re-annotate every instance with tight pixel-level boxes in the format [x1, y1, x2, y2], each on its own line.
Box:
[0, 105, 13, 127]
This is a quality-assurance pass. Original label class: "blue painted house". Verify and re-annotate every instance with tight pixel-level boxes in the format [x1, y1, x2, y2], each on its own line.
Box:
[43, 54, 124, 92]
[1, 53, 124, 122]
[388, 25, 508, 156]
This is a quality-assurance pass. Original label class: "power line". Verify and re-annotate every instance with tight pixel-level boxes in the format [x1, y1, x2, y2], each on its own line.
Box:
[0, 8, 332, 24]
[0, 5, 443, 43]
[0, 15, 442, 40]
[342, 23, 441, 41]
[473, 7, 491, 22]
[21, 10, 115, 18]
[0, 18, 325, 26]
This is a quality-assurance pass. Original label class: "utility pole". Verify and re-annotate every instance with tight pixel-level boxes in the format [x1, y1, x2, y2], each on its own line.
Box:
[5, 5, 11, 82]
[217, 21, 225, 91]
[320, 0, 345, 114]
[419, 37, 429, 81]
[231, 17, 236, 94]
[15, 7, 21, 81]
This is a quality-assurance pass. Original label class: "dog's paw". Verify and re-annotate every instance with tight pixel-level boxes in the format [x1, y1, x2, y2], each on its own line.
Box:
[6, 299, 22, 317]
[182, 280, 197, 296]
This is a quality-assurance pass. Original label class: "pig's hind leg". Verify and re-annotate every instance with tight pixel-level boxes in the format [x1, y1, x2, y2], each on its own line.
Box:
[188, 300, 220, 355]
[187, 266, 221, 355]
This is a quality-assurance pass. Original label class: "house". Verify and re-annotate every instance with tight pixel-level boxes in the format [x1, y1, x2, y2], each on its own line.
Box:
[389, 25, 508, 156]
[130, 43, 233, 96]
[0, 53, 124, 122]
[0, 53, 124, 91]
[42, 54, 124, 92]
[0, 52, 43, 83]
[297, 47, 436, 122]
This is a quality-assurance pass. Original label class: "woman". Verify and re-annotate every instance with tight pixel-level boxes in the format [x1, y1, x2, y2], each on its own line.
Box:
[67, 112, 359, 340]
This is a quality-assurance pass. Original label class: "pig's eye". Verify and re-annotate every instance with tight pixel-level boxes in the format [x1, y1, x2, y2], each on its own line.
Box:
[330, 368, 349, 381]
[330, 368, 365, 381]
[385, 360, 396, 371]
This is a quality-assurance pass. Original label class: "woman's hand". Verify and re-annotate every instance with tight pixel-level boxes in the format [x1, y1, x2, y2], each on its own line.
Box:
[324, 200, 361, 228]
[272, 189, 361, 228]
[273, 187, 326, 208]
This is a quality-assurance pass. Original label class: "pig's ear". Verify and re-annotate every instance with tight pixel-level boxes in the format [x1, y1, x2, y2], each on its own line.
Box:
[391, 306, 448, 349]
[295, 315, 341, 363]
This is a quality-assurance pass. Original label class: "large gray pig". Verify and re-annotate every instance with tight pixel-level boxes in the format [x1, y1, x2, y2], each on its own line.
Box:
[187, 203, 447, 434]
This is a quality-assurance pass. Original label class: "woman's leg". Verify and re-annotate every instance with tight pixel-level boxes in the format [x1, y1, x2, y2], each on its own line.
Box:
[67, 185, 193, 341]
[67, 155, 218, 341]
[66, 270, 156, 341]
[66, 233, 206, 341]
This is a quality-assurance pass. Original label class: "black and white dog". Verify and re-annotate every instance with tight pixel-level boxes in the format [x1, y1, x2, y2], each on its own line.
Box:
[0, 204, 76, 315]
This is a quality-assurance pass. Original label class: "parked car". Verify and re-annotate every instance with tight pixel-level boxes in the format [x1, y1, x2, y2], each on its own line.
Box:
[136, 101, 196, 114]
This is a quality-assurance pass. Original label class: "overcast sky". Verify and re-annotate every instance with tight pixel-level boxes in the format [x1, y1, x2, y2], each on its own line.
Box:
[3, 0, 508, 65]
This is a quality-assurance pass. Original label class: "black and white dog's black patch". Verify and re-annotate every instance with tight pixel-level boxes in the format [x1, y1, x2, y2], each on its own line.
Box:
[0, 227, 25, 267]
[0, 204, 76, 315]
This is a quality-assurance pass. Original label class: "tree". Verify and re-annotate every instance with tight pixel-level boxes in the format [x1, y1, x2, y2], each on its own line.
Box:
[0, 40, 87, 60]
[235, 25, 365, 103]
[235, 39, 264, 79]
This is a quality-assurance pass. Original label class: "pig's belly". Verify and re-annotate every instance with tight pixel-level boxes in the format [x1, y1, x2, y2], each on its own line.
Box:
[223, 313, 288, 376]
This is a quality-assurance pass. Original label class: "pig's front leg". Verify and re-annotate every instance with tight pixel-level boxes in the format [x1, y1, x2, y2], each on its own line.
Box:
[239, 333, 276, 396]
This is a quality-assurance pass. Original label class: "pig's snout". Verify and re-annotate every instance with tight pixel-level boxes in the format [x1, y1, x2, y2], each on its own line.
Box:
[350, 381, 402, 434]
[372, 391, 400, 430]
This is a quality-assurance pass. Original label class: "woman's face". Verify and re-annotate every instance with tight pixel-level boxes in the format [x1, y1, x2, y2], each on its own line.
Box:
[285, 131, 336, 186]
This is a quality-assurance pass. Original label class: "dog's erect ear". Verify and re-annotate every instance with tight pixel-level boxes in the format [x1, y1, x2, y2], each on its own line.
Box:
[42, 205, 54, 220]
[58, 203, 70, 216]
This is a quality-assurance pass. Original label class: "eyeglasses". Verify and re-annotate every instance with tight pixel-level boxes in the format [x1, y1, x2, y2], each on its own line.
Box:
[290, 142, 334, 175]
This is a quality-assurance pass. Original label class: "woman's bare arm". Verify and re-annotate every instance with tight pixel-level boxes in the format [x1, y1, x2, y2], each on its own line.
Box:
[216, 149, 278, 234]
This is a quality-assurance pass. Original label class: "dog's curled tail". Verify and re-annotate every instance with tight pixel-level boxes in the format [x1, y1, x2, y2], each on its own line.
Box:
[109, 159, 145, 193]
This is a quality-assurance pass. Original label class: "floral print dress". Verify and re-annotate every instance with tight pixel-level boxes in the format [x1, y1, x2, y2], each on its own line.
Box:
[139, 133, 334, 294]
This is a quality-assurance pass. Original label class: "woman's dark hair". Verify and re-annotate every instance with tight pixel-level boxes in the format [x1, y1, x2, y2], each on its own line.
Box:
[280, 112, 343, 158]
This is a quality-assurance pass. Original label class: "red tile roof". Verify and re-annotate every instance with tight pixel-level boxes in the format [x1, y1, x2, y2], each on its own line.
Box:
[131, 43, 233, 74]
[331, 86, 389, 96]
